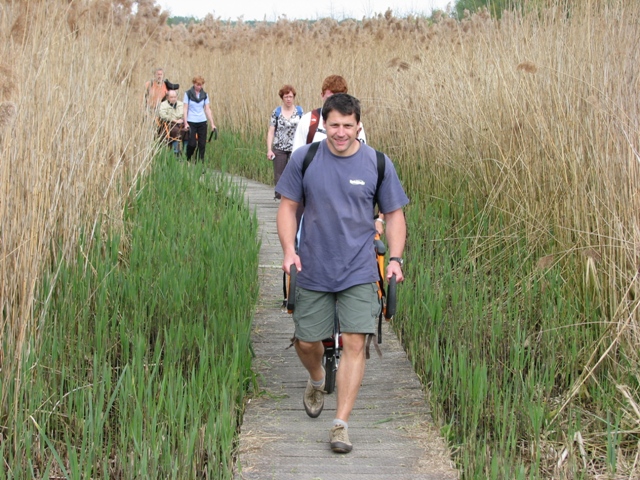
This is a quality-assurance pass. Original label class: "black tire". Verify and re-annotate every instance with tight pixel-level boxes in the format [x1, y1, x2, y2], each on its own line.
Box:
[385, 274, 397, 319]
[286, 264, 297, 312]
[324, 352, 336, 394]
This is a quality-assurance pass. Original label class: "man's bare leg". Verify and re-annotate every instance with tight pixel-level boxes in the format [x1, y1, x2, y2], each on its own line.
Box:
[295, 339, 325, 381]
[335, 332, 366, 422]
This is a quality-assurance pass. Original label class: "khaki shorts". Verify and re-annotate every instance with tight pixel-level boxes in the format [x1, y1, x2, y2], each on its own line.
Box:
[293, 283, 381, 342]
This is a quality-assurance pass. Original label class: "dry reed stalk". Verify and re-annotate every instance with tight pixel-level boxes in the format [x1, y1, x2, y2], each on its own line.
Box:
[0, 101, 16, 130]
[0, 0, 159, 420]
[0, 63, 16, 100]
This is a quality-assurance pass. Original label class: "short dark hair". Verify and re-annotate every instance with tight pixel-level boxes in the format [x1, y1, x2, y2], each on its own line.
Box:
[322, 93, 361, 123]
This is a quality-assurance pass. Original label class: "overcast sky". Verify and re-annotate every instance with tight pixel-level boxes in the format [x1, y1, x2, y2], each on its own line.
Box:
[158, 0, 453, 21]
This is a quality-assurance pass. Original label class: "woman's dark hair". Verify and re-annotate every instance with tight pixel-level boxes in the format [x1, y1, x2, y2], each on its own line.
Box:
[322, 93, 361, 123]
[278, 84, 296, 99]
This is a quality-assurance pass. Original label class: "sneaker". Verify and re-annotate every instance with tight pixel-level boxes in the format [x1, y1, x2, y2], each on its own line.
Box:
[330, 425, 352, 453]
[303, 373, 325, 418]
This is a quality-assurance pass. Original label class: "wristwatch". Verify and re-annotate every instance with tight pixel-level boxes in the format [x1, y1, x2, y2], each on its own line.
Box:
[389, 257, 404, 267]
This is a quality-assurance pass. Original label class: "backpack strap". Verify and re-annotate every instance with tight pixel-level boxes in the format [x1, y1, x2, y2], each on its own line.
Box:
[301, 141, 321, 176]
[300, 142, 321, 205]
[374, 150, 386, 209]
[296, 105, 303, 116]
[306, 108, 322, 144]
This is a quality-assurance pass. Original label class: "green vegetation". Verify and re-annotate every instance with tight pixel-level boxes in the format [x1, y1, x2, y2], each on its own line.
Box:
[0, 154, 259, 478]
[167, 15, 199, 25]
[394, 169, 634, 478]
[4, 0, 640, 477]
[207, 130, 272, 186]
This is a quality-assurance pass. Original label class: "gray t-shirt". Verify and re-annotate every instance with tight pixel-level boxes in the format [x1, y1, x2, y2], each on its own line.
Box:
[276, 141, 409, 292]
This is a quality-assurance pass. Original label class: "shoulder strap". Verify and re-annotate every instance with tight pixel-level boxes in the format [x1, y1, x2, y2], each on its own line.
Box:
[296, 106, 303, 116]
[300, 142, 321, 205]
[301, 141, 320, 177]
[374, 150, 386, 208]
[306, 108, 322, 145]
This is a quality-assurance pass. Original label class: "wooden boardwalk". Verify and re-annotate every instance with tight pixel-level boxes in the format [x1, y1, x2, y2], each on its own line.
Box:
[229, 174, 458, 480]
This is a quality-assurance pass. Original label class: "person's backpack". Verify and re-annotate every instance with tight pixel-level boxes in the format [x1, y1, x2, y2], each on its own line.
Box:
[275, 105, 303, 118]
[274, 105, 303, 135]
[301, 141, 385, 208]
[305, 108, 322, 145]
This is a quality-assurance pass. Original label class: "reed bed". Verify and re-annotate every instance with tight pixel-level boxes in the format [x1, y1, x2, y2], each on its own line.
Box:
[2, 154, 259, 477]
[156, 2, 638, 477]
[3, 0, 640, 477]
[1, 0, 259, 477]
[0, 0, 162, 414]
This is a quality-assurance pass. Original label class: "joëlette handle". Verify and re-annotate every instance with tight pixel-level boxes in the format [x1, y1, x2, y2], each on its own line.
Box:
[286, 264, 297, 313]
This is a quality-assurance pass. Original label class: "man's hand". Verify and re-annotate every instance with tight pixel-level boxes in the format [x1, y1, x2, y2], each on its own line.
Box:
[386, 260, 403, 283]
[282, 254, 301, 276]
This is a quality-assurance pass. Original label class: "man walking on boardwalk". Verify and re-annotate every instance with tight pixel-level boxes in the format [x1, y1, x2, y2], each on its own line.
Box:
[275, 93, 409, 453]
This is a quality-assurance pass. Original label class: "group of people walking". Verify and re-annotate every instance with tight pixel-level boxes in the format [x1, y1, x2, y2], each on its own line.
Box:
[146, 68, 410, 456]
[144, 68, 216, 162]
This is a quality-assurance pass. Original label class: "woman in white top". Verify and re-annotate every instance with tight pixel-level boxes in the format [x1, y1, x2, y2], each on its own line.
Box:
[183, 75, 216, 162]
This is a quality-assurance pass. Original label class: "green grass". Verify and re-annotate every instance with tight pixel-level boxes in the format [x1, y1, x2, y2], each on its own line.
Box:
[1, 152, 259, 478]
[393, 166, 636, 478]
[206, 129, 272, 186]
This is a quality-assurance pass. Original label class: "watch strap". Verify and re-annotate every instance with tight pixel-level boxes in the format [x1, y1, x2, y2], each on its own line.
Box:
[389, 257, 403, 266]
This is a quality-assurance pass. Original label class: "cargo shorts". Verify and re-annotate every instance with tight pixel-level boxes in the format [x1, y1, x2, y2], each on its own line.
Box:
[292, 283, 381, 342]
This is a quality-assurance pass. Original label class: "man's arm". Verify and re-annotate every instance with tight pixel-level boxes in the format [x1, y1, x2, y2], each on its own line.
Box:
[142, 81, 150, 109]
[174, 103, 184, 124]
[276, 197, 302, 275]
[383, 208, 406, 283]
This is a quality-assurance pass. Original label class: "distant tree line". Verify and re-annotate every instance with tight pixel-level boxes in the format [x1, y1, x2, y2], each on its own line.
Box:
[166, 0, 571, 25]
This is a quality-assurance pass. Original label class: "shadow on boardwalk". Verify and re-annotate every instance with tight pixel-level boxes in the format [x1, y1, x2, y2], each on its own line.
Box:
[227, 173, 458, 480]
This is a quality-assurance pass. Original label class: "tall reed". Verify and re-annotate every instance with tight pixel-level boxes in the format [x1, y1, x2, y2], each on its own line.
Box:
[4, 0, 640, 476]
[0, 0, 165, 417]
[157, 1, 639, 476]
[2, 155, 259, 477]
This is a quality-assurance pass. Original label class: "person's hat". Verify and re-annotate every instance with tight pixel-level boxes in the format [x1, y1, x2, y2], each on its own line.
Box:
[164, 79, 180, 90]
